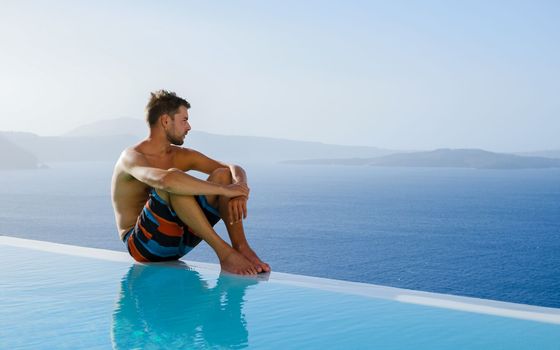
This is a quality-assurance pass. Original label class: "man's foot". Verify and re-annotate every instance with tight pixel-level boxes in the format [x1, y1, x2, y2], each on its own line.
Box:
[220, 249, 258, 275]
[236, 244, 271, 273]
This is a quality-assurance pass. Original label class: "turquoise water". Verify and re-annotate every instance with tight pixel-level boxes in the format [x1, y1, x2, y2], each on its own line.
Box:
[1, 244, 558, 349]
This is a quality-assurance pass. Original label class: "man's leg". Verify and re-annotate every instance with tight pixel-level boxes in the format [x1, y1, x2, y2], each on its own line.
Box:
[205, 168, 270, 273]
[155, 189, 258, 275]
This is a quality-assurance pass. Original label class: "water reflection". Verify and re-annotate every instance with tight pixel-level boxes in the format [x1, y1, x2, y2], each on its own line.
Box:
[111, 261, 263, 349]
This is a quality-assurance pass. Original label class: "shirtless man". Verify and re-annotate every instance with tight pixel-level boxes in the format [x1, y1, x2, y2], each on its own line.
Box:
[111, 90, 270, 275]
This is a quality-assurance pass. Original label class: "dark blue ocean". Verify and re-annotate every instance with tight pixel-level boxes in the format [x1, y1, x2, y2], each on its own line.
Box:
[1, 162, 559, 308]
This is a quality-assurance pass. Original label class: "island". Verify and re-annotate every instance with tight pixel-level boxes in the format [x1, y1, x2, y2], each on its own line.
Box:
[282, 149, 560, 170]
[0, 136, 42, 170]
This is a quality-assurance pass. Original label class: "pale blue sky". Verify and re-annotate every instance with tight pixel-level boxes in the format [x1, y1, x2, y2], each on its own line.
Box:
[0, 0, 558, 151]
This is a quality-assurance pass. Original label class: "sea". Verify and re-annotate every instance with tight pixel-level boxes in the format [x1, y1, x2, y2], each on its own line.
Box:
[1, 161, 559, 308]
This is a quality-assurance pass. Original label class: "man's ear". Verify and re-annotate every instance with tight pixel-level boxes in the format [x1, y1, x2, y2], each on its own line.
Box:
[160, 114, 170, 128]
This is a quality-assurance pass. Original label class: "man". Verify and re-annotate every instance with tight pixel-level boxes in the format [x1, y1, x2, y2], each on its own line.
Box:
[111, 90, 270, 275]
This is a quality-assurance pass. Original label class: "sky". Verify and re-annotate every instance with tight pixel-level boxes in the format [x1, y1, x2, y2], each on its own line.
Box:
[0, 0, 559, 152]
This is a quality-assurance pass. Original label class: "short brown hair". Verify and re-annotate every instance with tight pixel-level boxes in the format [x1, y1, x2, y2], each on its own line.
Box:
[146, 90, 191, 126]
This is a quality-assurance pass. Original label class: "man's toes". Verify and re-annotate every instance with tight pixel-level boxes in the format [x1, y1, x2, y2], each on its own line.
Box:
[259, 262, 269, 272]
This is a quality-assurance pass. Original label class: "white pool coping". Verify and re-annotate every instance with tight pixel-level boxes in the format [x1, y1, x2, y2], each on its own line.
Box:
[2, 235, 560, 325]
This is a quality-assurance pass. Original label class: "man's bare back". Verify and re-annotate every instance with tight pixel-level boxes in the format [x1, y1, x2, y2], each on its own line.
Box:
[111, 90, 270, 275]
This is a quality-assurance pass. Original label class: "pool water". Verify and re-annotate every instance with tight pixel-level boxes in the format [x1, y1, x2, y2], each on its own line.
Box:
[1, 236, 559, 349]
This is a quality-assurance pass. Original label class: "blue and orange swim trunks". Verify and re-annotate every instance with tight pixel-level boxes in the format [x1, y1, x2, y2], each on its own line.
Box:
[122, 189, 221, 262]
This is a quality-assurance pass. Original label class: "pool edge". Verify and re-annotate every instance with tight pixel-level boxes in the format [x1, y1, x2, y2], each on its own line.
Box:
[2, 235, 559, 325]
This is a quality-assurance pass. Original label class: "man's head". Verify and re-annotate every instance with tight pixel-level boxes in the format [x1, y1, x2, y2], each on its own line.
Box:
[146, 90, 191, 145]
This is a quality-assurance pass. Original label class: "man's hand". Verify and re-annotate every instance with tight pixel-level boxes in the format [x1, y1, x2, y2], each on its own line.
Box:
[220, 182, 249, 224]
[228, 196, 248, 224]
[221, 183, 250, 198]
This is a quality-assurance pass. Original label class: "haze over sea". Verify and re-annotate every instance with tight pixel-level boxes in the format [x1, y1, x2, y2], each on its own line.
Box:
[1, 161, 558, 308]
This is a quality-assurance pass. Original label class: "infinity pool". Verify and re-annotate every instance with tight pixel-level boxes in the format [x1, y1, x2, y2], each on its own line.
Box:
[1, 236, 559, 349]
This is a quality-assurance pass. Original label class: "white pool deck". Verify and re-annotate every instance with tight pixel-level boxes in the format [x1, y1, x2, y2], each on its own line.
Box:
[2, 235, 560, 325]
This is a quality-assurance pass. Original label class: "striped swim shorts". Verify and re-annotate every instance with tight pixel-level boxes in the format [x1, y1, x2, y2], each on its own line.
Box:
[123, 189, 221, 262]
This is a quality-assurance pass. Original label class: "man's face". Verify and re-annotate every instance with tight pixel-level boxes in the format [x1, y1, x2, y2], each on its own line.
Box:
[165, 106, 191, 146]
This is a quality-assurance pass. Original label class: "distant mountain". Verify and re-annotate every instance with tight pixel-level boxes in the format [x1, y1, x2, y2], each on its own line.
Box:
[0, 131, 137, 163]
[64, 117, 148, 137]
[3, 119, 557, 169]
[283, 149, 560, 169]
[515, 150, 560, 159]
[0, 135, 42, 170]
[1, 118, 394, 163]
[185, 131, 394, 163]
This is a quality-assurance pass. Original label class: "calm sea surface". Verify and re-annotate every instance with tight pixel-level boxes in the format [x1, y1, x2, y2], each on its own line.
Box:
[1, 162, 558, 308]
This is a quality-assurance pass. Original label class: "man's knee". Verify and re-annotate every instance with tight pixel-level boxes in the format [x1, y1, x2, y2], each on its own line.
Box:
[156, 168, 187, 203]
[208, 167, 232, 185]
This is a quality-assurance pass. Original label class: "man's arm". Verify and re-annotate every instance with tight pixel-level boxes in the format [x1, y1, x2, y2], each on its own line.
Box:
[176, 148, 245, 179]
[120, 149, 248, 198]
[176, 148, 250, 223]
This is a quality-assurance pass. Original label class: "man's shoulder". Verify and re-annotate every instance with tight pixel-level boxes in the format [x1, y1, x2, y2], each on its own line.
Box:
[172, 145, 203, 157]
[121, 140, 151, 158]
[127, 140, 149, 154]
[117, 144, 149, 169]
[171, 146, 214, 171]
